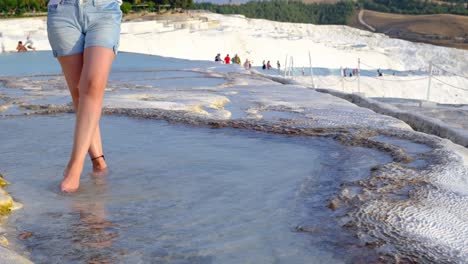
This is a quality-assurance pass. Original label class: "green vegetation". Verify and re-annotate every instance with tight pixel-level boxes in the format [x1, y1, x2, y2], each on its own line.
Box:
[0, 0, 46, 16]
[0, 0, 193, 17]
[357, 0, 468, 16]
[192, 0, 356, 25]
[121, 1, 132, 14]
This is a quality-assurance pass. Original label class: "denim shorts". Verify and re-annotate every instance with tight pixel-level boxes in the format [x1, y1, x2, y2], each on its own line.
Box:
[47, 0, 122, 57]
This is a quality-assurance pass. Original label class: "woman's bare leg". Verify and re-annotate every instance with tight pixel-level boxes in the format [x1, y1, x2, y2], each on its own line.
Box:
[61, 47, 115, 192]
[58, 53, 108, 173]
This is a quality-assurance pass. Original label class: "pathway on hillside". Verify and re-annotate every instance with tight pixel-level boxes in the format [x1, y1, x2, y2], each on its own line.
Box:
[358, 10, 376, 32]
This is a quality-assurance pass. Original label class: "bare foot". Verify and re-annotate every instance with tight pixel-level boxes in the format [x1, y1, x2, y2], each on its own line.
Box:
[61, 163, 83, 192]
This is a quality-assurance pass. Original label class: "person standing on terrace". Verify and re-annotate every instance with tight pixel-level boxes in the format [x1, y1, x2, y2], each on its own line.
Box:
[233, 54, 241, 64]
[46, 0, 122, 192]
[224, 54, 231, 64]
[215, 53, 222, 62]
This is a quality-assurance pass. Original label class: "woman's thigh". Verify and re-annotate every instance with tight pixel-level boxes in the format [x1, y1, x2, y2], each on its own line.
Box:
[79, 47, 115, 97]
[57, 54, 83, 108]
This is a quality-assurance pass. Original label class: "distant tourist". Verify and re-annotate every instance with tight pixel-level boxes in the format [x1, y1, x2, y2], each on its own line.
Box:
[0, 32, 4, 53]
[343, 68, 347, 77]
[233, 54, 241, 64]
[243, 59, 250, 69]
[262, 60, 266, 70]
[215, 53, 222, 62]
[277, 60, 280, 73]
[24, 35, 36, 51]
[224, 54, 231, 64]
[267, 61, 271, 70]
[377, 69, 383, 77]
[16, 41, 27, 52]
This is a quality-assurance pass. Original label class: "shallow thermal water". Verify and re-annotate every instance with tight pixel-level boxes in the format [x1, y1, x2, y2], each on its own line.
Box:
[0, 114, 391, 263]
[375, 98, 468, 131]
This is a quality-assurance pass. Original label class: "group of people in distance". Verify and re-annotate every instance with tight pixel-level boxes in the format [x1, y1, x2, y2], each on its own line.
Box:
[262, 60, 281, 71]
[343, 68, 359, 77]
[262, 60, 281, 74]
[215, 53, 252, 69]
[343, 67, 384, 77]
[262, 60, 271, 70]
[215, 53, 240, 64]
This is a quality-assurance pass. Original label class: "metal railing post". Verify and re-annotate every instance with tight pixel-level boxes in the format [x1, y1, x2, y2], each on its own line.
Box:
[309, 51, 315, 88]
[283, 55, 288, 78]
[357, 58, 361, 94]
[426, 62, 433, 102]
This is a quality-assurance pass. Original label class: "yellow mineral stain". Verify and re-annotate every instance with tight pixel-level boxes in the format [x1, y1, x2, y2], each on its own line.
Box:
[0, 177, 9, 188]
[0, 174, 31, 263]
[0, 236, 9, 247]
[210, 98, 230, 110]
[190, 105, 209, 115]
[0, 189, 13, 216]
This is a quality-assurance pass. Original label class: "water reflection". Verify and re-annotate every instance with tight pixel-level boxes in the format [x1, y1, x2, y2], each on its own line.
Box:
[70, 176, 120, 264]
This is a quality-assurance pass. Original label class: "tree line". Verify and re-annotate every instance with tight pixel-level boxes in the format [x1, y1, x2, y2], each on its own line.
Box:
[191, 0, 356, 25]
[0, 0, 46, 15]
[0, 0, 193, 16]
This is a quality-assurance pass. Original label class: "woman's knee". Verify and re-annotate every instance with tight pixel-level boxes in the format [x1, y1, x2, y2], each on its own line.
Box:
[79, 78, 106, 99]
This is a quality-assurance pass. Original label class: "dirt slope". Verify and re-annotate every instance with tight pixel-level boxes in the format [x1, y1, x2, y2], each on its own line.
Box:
[350, 10, 468, 50]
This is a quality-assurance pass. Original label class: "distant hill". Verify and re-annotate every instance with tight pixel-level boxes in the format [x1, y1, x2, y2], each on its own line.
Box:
[349, 10, 468, 50]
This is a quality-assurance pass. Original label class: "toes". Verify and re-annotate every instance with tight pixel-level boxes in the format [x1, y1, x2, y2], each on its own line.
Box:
[61, 185, 78, 193]
[61, 180, 79, 193]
